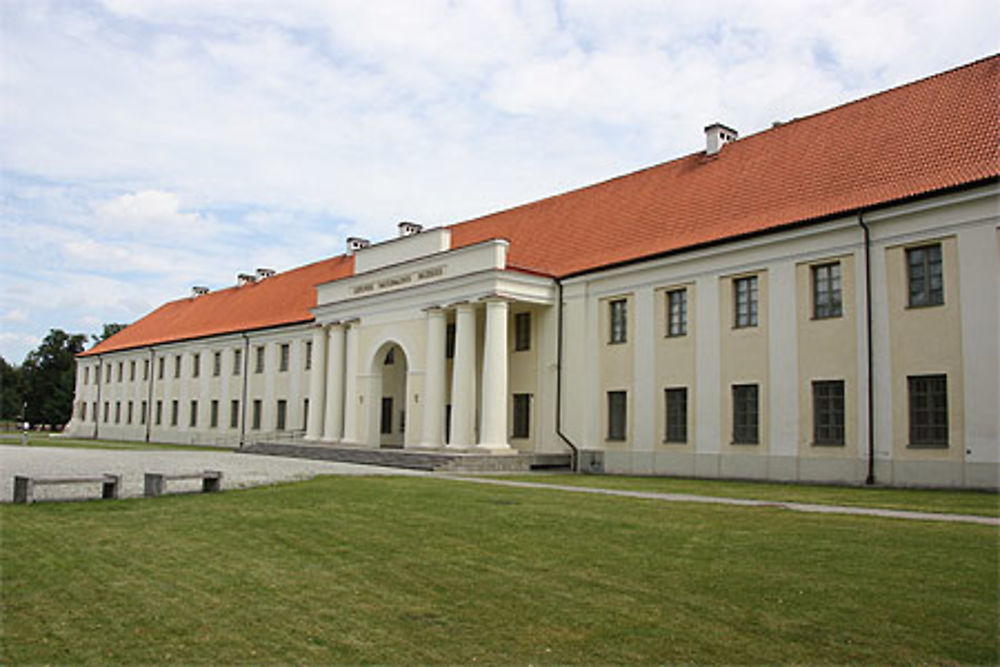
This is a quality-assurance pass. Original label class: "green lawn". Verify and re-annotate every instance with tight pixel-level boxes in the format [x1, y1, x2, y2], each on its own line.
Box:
[2, 476, 996, 664]
[0, 433, 229, 452]
[493, 473, 1000, 518]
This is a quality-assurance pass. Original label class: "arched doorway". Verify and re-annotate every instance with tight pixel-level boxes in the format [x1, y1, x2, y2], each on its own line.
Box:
[371, 341, 408, 448]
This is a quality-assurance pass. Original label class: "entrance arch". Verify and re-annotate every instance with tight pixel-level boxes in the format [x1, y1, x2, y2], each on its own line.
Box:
[369, 341, 408, 448]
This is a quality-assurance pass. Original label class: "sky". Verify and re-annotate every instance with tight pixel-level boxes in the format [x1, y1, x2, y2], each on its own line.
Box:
[1, 0, 998, 364]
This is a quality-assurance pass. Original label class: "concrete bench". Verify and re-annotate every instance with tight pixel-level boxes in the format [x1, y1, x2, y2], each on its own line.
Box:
[144, 470, 222, 497]
[13, 474, 120, 504]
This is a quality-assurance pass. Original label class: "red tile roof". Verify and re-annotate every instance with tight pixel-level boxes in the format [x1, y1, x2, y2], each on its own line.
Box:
[83, 55, 1000, 356]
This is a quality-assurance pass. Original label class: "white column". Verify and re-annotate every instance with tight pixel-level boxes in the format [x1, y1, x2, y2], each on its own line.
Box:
[448, 303, 476, 449]
[478, 298, 511, 451]
[421, 308, 446, 448]
[322, 324, 346, 442]
[304, 325, 327, 441]
[342, 321, 360, 444]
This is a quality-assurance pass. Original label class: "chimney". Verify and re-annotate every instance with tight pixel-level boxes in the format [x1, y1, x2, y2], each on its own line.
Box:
[346, 237, 371, 254]
[705, 122, 738, 156]
[191, 286, 210, 297]
[398, 221, 423, 237]
[237, 273, 256, 286]
[255, 267, 276, 280]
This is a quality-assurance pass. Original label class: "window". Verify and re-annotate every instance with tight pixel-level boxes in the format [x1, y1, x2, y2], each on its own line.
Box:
[908, 375, 948, 446]
[80, 402, 87, 421]
[84, 367, 89, 385]
[732, 384, 759, 444]
[279, 344, 290, 372]
[384, 348, 395, 365]
[189, 400, 198, 427]
[117, 362, 123, 382]
[734, 276, 758, 328]
[140, 400, 147, 425]
[115, 401, 121, 424]
[305, 341, 312, 371]
[302, 399, 309, 430]
[192, 353, 200, 378]
[158, 357, 164, 380]
[907, 243, 943, 307]
[213, 351, 221, 377]
[667, 288, 687, 337]
[91, 402, 97, 422]
[233, 348, 242, 375]
[445, 323, 456, 359]
[143, 359, 149, 380]
[609, 299, 628, 343]
[812, 262, 842, 319]
[129, 360, 136, 381]
[607, 391, 627, 440]
[230, 400, 240, 429]
[251, 400, 262, 430]
[105, 364, 111, 383]
[514, 312, 531, 351]
[127, 401, 133, 424]
[512, 393, 531, 438]
[276, 400, 287, 431]
[255, 346, 265, 373]
[664, 388, 688, 443]
[210, 400, 219, 428]
[103, 402, 109, 423]
[174, 355, 181, 379]
[171, 400, 179, 427]
[155, 400, 163, 426]
[812, 380, 845, 445]
[381, 397, 393, 434]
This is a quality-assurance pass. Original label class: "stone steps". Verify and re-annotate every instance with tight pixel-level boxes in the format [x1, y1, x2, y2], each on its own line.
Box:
[243, 441, 571, 473]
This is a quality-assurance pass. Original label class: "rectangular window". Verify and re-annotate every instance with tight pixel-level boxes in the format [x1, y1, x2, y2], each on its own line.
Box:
[305, 341, 313, 371]
[158, 357, 164, 380]
[907, 243, 943, 307]
[115, 401, 121, 424]
[734, 276, 759, 328]
[129, 360, 136, 381]
[609, 299, 628, 343]
[514, 312, 531, 351]
[155, 400, 163, 426]
[302, 399, 309, 430]
[189, 400, 198, 427]
[92, 401, 97, 422]
[174, 355, 181, 379]
[171, 400, 179, 427]
[732, 384, 759, 444]
[117, 362, 123, 382]
[233, 348, 242, 375]
[105, 364, 111, 383]
[380, 397, 393, 434]
[607, 391, 627, 440]
[80, 402, 87, 421]
[279, 344, 290, 372]
[230, 400, 240, 429]
[192, 353, 200, 378]
[908, 375, 948, 446]
[812, 380, 845, 445]
[812, 262, 842, 319]
[667, 288, 688, 337]
[251, 400, 262, 430]
[127, 401, 133, 425]
[143, 359, 149, 380]
[140, 400, 147, 425]
[103, 401, 109, 423]
[84, 367, 89, 385]
[512, 393, 531, 438]
[276, 399, 287, 431]
[213, 351, 221, 377]
[664, 387, 688, 443]
[255, 346, 265, 374]
[445, 323, 456, 359]
[210, 400, 219, 428]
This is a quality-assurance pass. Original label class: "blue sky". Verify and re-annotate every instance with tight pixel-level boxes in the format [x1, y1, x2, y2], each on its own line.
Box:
[1, 0, 997, 363]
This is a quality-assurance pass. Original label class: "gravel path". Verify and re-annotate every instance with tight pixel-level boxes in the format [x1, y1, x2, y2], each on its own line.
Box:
[0, 445, 426, 503]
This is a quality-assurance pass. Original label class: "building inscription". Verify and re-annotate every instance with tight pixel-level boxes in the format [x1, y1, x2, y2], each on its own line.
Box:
[352, 265, 445, 295]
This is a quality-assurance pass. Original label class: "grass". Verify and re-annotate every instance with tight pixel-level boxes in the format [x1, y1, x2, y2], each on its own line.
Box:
[2, 476, 996, 664]
[0, 433, 229, 452]
[493, 473, 1000, 518]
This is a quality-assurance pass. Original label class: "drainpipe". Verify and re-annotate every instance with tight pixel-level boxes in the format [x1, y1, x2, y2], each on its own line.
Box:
[858, 212, 876, 485]
[240, 333, 250, 449]
[555, 279, 580, 472]
[94, 355, 102, 439]
[145, 347, 155, 443]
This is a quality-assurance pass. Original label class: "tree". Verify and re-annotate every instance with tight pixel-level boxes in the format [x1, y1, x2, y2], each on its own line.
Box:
[92, 322, 127, 344]
[0, 355, 23, 421]
[20, 329, 87, 426]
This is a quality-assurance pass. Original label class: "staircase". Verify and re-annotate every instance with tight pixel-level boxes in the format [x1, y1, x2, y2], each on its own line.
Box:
[242, 441, 571, 473]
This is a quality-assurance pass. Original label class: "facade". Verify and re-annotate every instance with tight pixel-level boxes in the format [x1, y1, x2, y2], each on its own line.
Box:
[67, 56, 1000, 488]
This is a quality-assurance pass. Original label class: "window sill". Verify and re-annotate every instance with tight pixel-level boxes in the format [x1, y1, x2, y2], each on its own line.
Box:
[664, 333, 687, 339]
[907, 442, 948, 449]
[905, 302, 944, 310]
[810, 314, 843, 321]
[730, 441, 759, 446]
[662, 439, 688, 445]
[606, 437, 627, 442]
[811, 441, 845, 447]
[607, 340, 627, 346]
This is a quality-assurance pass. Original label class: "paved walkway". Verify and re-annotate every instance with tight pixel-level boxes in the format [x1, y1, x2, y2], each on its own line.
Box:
[442, 476, 1000, 526]
[0, 445, 426, 502]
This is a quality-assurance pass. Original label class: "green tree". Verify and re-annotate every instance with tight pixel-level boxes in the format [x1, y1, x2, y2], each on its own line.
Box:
[0, 355, 24, 421]
[20, 329, 87, 426]
[92, 322, 127, 344]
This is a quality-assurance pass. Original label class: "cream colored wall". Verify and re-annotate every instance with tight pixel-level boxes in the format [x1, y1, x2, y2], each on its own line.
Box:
[356, 317, 426, 448]
[598, 293, 634, 448]
[796, 254, 858, 459]
[508, 304, 540, 451]
[719, 270, 769, 453]
[885, 235, 964, 462]
[653, 283, 696, 451]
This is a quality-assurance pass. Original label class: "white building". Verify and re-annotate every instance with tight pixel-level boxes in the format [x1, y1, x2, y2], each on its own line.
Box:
[67, 55, 1000, 488]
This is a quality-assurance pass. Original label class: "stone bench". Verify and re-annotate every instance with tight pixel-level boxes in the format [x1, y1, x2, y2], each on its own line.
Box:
[13, 474, 120, 504]
[144, 470, 223, 497]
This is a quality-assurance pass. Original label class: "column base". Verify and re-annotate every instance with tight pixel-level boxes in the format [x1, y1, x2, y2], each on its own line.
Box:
[475, 442, 515, 454]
